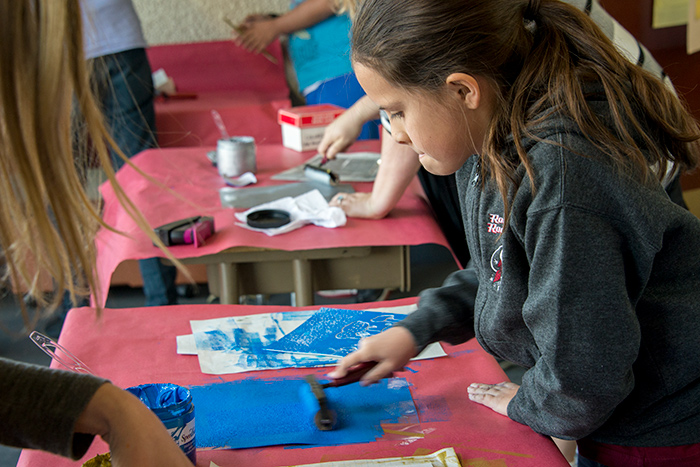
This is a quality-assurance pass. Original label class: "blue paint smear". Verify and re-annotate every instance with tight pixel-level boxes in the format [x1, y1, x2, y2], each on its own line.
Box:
[264, 308, 404, 357]
[189, 376, 417, 449]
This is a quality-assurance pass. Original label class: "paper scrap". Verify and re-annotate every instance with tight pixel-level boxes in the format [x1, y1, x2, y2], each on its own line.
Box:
[284, 447, 461, 467]
[689, 0, 700, 54]
[653, 0, 689, 28]
[176, 334, 198, 355]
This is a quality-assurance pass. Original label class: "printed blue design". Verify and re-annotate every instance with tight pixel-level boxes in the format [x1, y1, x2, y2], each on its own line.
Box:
[264, 308, 404, 357]
[192, 311, 338, 373]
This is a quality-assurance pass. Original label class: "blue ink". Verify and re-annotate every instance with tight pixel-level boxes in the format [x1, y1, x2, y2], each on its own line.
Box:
[450, 349, 477, 357]
[201, 330, 235, 351]
[265, 308, 404, 357]
[189, 376, 417, 449]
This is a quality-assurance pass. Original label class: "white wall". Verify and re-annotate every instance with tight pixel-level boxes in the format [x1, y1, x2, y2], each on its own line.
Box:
[133, 0, 289, 45]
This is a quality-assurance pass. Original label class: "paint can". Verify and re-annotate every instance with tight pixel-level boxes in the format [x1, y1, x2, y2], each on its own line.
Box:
[217, 136, 256, 178]
[126, 383, 196, 464]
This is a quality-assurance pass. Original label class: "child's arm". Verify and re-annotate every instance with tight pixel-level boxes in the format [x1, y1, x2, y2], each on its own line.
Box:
[235, 0, 337, 53]
[318, 96, 381, 159]
[76, 383, 193, 466]
[329, 129, 421, 218]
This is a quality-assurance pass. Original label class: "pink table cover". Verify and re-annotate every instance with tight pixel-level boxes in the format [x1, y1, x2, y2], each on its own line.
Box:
[147, 40, 288, 97]
[147, 40, 292, 148]
[94, 140, 452, 307]
[154, 95, 289, 148]
[16, 297, 568, 467]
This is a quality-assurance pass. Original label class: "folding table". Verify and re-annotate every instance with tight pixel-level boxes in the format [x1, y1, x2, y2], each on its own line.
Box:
[95, 140, 455, 307]
[16, 298, 569, 467]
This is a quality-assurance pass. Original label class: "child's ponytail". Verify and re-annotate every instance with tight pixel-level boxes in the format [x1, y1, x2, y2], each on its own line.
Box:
[501, 0, 700, 195]
[352, 0, 700, 215]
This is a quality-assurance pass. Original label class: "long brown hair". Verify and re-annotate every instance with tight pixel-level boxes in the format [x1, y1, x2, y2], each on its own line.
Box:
[352, 0, 700, 214]
[0, 0, 181, 326]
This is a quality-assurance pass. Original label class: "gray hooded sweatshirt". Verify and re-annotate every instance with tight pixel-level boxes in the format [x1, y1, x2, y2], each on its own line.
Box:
[399, 99, 700, 447]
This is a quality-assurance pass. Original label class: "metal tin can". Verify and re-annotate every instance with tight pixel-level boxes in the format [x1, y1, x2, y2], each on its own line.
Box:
[216, 136, 256, 177]
[126, 383, 196, 464]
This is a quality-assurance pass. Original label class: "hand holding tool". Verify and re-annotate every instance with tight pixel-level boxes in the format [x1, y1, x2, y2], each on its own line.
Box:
[302, 361, 379, 431]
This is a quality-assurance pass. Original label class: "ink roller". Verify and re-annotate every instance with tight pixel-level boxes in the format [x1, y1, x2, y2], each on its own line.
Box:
[303, 163, 339, 186]
[300, 361, 378, 431]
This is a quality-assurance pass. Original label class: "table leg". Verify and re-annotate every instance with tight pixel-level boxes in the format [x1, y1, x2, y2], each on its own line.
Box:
[218, 262, 239, 304]
[291, 258, 313, 306]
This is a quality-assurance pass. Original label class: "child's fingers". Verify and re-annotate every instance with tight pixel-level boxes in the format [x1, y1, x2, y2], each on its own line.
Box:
[328, 352, 366, 379]
[359, 360, 396, 386]
[326, 138, 350, 160]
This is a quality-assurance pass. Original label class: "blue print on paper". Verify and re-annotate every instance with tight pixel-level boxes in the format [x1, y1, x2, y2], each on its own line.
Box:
[191, 311, 339, 374]
[264, 308, 404, 357]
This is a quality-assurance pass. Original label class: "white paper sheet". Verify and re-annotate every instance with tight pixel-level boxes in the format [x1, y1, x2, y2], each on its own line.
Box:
[182, 304, 446, 374]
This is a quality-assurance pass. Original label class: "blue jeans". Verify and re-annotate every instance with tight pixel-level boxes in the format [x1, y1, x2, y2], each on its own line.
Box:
[139, 258, 178, 306]
[95, 48, 177, 306]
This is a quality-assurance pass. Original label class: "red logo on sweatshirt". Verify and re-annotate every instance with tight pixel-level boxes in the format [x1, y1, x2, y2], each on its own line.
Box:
[490, 245, 503, 289]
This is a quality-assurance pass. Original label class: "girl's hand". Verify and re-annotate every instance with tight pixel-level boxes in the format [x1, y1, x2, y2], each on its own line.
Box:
[329, 192, 384, 218]
[76, 383, 193, 467]
[467, 381, 519, 417]
[317, 110, 365, 160]
[328, 326, 418, 385]
[234, 17, 279, 54]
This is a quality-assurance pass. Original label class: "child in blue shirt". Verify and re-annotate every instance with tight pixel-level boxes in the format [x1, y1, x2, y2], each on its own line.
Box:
[236, 0, 379, 139]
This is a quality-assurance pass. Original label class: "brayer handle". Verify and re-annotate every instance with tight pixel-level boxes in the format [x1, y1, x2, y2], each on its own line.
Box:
[324, 361, 378, 388]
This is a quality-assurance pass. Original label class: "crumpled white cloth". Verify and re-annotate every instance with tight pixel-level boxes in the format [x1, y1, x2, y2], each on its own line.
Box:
[234, 189, 346, 236]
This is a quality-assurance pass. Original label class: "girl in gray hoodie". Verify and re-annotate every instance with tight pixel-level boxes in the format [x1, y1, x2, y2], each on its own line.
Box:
[330, 1, 700, 465]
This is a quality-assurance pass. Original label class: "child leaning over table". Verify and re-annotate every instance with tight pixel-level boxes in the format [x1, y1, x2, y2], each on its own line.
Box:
[329, 1, 700, 466]
[234, 0, 379, 139]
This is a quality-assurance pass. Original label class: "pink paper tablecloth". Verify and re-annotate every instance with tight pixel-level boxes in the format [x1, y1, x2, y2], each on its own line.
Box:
[147, 40, 292, 148]
[147, 40, 288, 97]
[94, 141, 452, 307]
[16, 297, 568, 467]
[155, 94, 289, 148]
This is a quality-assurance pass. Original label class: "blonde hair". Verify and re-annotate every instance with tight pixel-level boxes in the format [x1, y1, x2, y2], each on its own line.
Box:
[0, 0, 181, 326]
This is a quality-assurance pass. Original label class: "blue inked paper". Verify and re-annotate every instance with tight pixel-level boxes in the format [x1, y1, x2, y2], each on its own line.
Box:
[264, 308, 404, 357]
[191, 311, 339, 374]
[189, 376, 417, 449]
